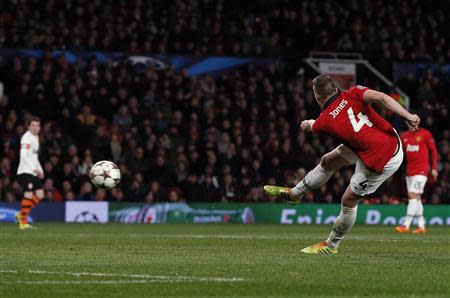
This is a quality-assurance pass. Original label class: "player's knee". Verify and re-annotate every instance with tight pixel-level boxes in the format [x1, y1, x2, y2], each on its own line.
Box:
[342, 189, 362, 208]
[342, 199, 359, 208]
[24, 191, 33, 199]
[408, 193, 421, 200]
[342, 196, 361, 208]
[320, 153, 337, 171]
[320, 149, 350, 171]
[35, 189, 44, 199]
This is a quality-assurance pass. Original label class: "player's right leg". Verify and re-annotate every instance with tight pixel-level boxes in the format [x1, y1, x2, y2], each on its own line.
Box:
[264, 144, 355, 204]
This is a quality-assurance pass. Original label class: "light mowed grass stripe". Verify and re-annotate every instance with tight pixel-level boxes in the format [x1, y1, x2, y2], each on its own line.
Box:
[5, 280, 176, 285]
[0, 269, 245, 282]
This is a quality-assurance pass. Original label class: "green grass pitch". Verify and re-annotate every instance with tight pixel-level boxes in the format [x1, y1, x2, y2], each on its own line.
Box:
[1, 223, 449, 297]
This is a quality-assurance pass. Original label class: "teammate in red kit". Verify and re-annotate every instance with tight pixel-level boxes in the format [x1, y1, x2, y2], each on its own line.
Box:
[395, 127, 438, 234]
[264, 75, 420, 254]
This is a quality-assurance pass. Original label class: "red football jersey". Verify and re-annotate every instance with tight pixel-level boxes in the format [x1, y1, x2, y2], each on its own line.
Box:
[312, 85, 398, 173]
[401, 128, 438, 176]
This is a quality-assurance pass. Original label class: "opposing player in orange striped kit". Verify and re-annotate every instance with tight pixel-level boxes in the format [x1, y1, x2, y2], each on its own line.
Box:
[15, 116, 44, 230]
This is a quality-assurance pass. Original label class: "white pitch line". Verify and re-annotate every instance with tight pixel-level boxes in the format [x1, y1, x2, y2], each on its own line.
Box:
[5, 279, 178, 285]
[28, 270, 168, 279]
[68, 232, 449, 242]
[0, 269, 244, 283]
[125, 233, 446, 242]
[127, 233, 283, 240]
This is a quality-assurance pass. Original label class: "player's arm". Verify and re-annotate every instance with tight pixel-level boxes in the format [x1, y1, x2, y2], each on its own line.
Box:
[362, 90, 420, 131]
[34, 156, 44, 179]
[426, 132, 439, 181]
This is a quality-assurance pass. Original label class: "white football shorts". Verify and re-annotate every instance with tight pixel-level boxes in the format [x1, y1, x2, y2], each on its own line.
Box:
[406, 175, 428, 194]
[336, 142, 403, 196]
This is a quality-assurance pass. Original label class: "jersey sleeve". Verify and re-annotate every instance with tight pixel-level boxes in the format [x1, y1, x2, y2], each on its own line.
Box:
[425, 131, 438, 171]
[348, 85, 369, 102]
[311, 117, 323, 134]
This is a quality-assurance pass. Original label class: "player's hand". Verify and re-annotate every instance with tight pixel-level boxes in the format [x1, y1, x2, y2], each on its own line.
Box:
[300, 120, 315, 132]
[405, 114, 420, 131]
[431, 169, 438, 181]
[35, 170, 44, 179]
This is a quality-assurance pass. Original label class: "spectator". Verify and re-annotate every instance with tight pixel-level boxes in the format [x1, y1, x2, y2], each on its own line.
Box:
[128, 147, 149, 176]
[113, 106, 133, 132]
[181, 173, 203, 201]
[110, 133, 122, 162]
[145, 180, 168, 203]
[220, 174, 237, 202]
[168, 188, 181, 202]
[200, 174, 221, 202]
[76, 182, 95, 201]
[148, 155, 175, 187]
[126, 173, 149, 201]
[95, 189, 106, 201]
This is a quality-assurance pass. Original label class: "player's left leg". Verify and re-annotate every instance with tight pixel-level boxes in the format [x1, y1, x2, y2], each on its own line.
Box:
[411, 176, 428, 234]
[326, 187, 362, 248]
[17, 190, 34, 230]
[301, 186, 362, 254]
[22, 188, 44, 229]
[396, 175, 427, 233]
[413, 194, 426, 234]
[396, 194, 419, 233]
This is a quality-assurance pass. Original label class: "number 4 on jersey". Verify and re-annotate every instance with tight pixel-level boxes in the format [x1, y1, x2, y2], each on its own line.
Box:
[347, 107, 373, 132]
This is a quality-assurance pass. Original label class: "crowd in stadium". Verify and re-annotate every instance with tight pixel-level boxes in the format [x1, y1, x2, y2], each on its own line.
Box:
[1, 0, 447, 70]
[0, 0, 449, 203]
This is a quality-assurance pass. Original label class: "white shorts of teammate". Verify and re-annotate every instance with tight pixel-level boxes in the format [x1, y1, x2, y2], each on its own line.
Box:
[405, 175, 427, 194]
[336, 143, 404, 196]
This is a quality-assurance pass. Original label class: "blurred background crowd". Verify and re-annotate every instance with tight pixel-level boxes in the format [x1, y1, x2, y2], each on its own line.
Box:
[0, 0, 449, 204]
[1, 0, 448, 71]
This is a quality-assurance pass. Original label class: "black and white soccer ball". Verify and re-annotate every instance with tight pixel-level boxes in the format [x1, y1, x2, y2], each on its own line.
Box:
[89, 161, 121, 189]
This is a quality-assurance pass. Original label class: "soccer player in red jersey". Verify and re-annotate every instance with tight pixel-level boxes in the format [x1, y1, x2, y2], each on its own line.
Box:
[264, 75, 420, 254]
[395, 127, 438, 234]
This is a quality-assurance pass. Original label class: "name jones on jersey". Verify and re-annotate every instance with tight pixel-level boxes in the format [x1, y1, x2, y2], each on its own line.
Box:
[329, 99, 348, 119]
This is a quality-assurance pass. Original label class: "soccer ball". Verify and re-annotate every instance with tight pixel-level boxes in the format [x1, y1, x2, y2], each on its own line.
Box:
[89, 161, 121, 189]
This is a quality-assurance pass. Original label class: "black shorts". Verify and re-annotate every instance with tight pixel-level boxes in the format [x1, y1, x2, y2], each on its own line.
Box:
[17, 173, 43, 192]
